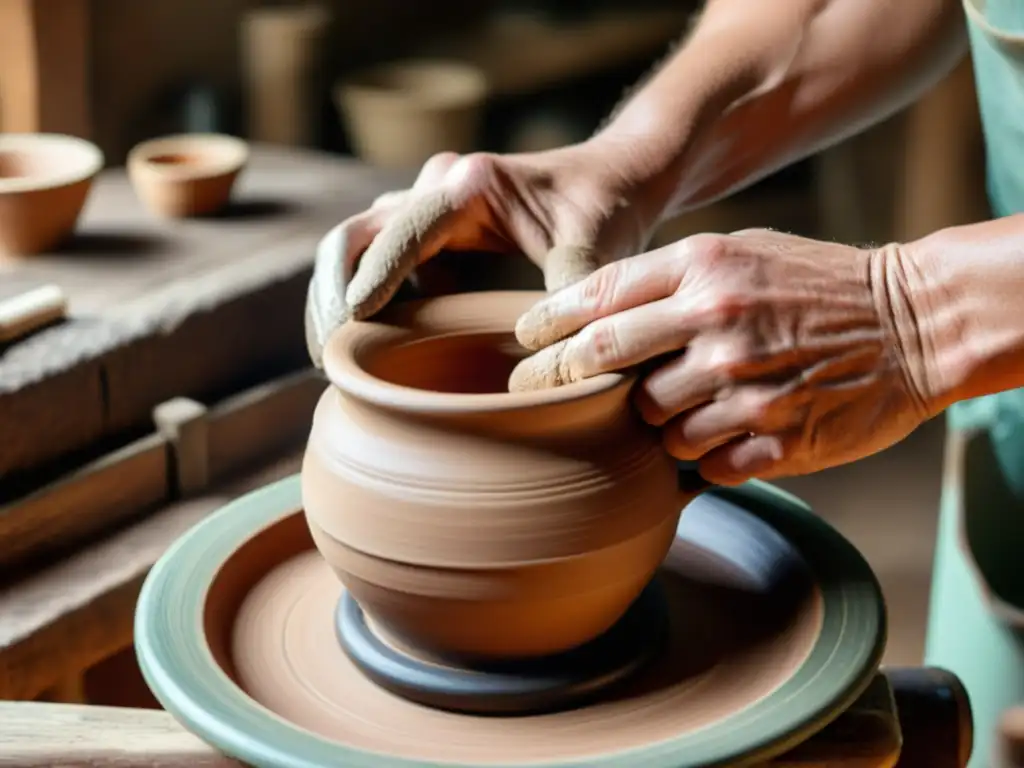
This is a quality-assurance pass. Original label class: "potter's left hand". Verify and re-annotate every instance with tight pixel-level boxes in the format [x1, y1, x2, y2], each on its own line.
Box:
[510, 229, 943, 484]
[305, 146, 654, 368]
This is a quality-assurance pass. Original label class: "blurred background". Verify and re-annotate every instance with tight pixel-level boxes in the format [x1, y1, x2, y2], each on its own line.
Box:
[0, 0, 994, 706]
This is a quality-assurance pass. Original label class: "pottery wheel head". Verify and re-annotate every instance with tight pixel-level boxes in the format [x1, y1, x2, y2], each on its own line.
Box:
[135, 477, 885, 768]
[334, 581, 671, 715]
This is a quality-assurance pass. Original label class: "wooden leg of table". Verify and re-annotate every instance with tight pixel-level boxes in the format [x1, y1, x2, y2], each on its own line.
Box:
[153, 397, 210, 497]
[887, 666, 973, 767]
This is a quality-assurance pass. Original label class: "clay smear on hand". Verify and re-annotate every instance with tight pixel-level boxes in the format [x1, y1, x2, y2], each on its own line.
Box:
[507, 337, 579, 392]
[507, 244, 601, 393]
[345, 189, 457, 320]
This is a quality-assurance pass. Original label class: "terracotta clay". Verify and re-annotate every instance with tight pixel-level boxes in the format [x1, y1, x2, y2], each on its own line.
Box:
[0, 133, 103, 256]
[303, 291, 686, 660]
[137, 474, 887, 767]
[127, 133, 248, 218]
[228, 512, 821, 764]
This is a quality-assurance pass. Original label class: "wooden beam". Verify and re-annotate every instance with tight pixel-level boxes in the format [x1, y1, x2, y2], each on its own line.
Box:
[0, 0, 91, 136]
[0, 701, 242, 767]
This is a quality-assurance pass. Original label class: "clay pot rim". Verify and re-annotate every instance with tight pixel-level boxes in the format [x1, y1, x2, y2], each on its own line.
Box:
[0, 133, 103, 195]
[323, 292, 627, 415]
[127, 133, 249, 181]
[335, 59, 489, 110]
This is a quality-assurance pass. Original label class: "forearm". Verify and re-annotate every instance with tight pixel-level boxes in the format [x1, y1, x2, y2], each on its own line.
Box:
[592, 0, 967, 225]
[908, 217, 1024, 412]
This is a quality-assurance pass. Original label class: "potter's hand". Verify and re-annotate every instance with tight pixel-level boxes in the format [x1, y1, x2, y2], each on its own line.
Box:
[511, 229, 942, 484]
[305, 146, 651, 367]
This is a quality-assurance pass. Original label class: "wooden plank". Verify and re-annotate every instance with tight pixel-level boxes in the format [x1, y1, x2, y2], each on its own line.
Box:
[0, 453, 302, 700]
[152, 368, 324, 499]
[206, 368, 324, 482]
[0, 367, 320, 587]
[0, 349, 107, 485]
[0, 669, 968, 765]
[0, 147, 409, 479]
[0, 702, 242, 767]
[0, 673, 896, 767]
[153, 398, 210, 497]
[98, 271, 311, 435]
[0, 434, 169, 573]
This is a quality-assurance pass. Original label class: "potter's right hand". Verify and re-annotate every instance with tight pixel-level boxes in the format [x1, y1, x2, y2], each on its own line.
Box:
[305, 145, 654, 367]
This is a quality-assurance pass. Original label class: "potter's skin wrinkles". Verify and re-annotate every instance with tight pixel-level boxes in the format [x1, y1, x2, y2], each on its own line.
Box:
[305, 0, 1024, 487]
[511, 230, 940, 485]
[304, 147, 652, 366]
[499, 0, 979, 486]
[511, 216, 1024, 485]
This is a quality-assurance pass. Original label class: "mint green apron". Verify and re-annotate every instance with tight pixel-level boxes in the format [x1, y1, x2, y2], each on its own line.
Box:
[924, 2, 1024, 764]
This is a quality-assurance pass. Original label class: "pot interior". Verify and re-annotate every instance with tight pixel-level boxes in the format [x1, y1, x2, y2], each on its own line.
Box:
[359, 331, 530, 395]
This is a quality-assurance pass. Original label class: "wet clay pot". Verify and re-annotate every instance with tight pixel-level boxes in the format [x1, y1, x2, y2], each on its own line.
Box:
[127, 133, 248, 218]
[0, 133, 103, 256]
[302, 291, 688, 661]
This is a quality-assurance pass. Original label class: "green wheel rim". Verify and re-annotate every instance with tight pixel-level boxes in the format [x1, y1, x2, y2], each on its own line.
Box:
[136, 476, 885, 768]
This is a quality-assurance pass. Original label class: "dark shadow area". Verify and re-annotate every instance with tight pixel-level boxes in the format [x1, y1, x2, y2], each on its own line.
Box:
[62, 231, 169, 257]
[605, 539, 818, 704]
[212, 199, 298, 221]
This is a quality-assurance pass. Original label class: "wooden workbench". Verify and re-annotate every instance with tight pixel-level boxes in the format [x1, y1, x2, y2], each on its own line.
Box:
[0, 145, 405, 491]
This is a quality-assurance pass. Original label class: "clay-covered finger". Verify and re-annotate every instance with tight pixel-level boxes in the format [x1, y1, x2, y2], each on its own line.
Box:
[507, 338, 574, 392]
[306, 213, 386, 366]
[515, 244, 685, 351]
[345, 188, 461, 320]
[541, 244, 602, 293]
[551, 297, 696, 382]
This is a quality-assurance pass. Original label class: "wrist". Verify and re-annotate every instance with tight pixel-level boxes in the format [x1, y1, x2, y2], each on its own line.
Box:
[899, 222, 1024, 412]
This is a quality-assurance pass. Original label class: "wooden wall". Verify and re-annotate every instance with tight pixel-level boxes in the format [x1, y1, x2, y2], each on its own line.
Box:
[0, 0, 482, 161]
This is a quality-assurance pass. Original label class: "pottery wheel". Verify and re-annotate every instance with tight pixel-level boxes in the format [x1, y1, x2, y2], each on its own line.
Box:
[136, 478, 885, 768]
[336, 581, 671, 715]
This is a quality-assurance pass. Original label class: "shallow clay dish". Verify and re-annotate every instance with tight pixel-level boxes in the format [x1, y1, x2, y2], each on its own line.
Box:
[127, 133, 248, 218]
[135, 476, 886, 768]
[304, 291, 684, 661]
[0, 133, 103, 255]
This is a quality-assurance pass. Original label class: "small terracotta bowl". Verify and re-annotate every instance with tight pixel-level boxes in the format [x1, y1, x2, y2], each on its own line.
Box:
[128, 133, 248, 218]
[0, 133, 103, 256]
